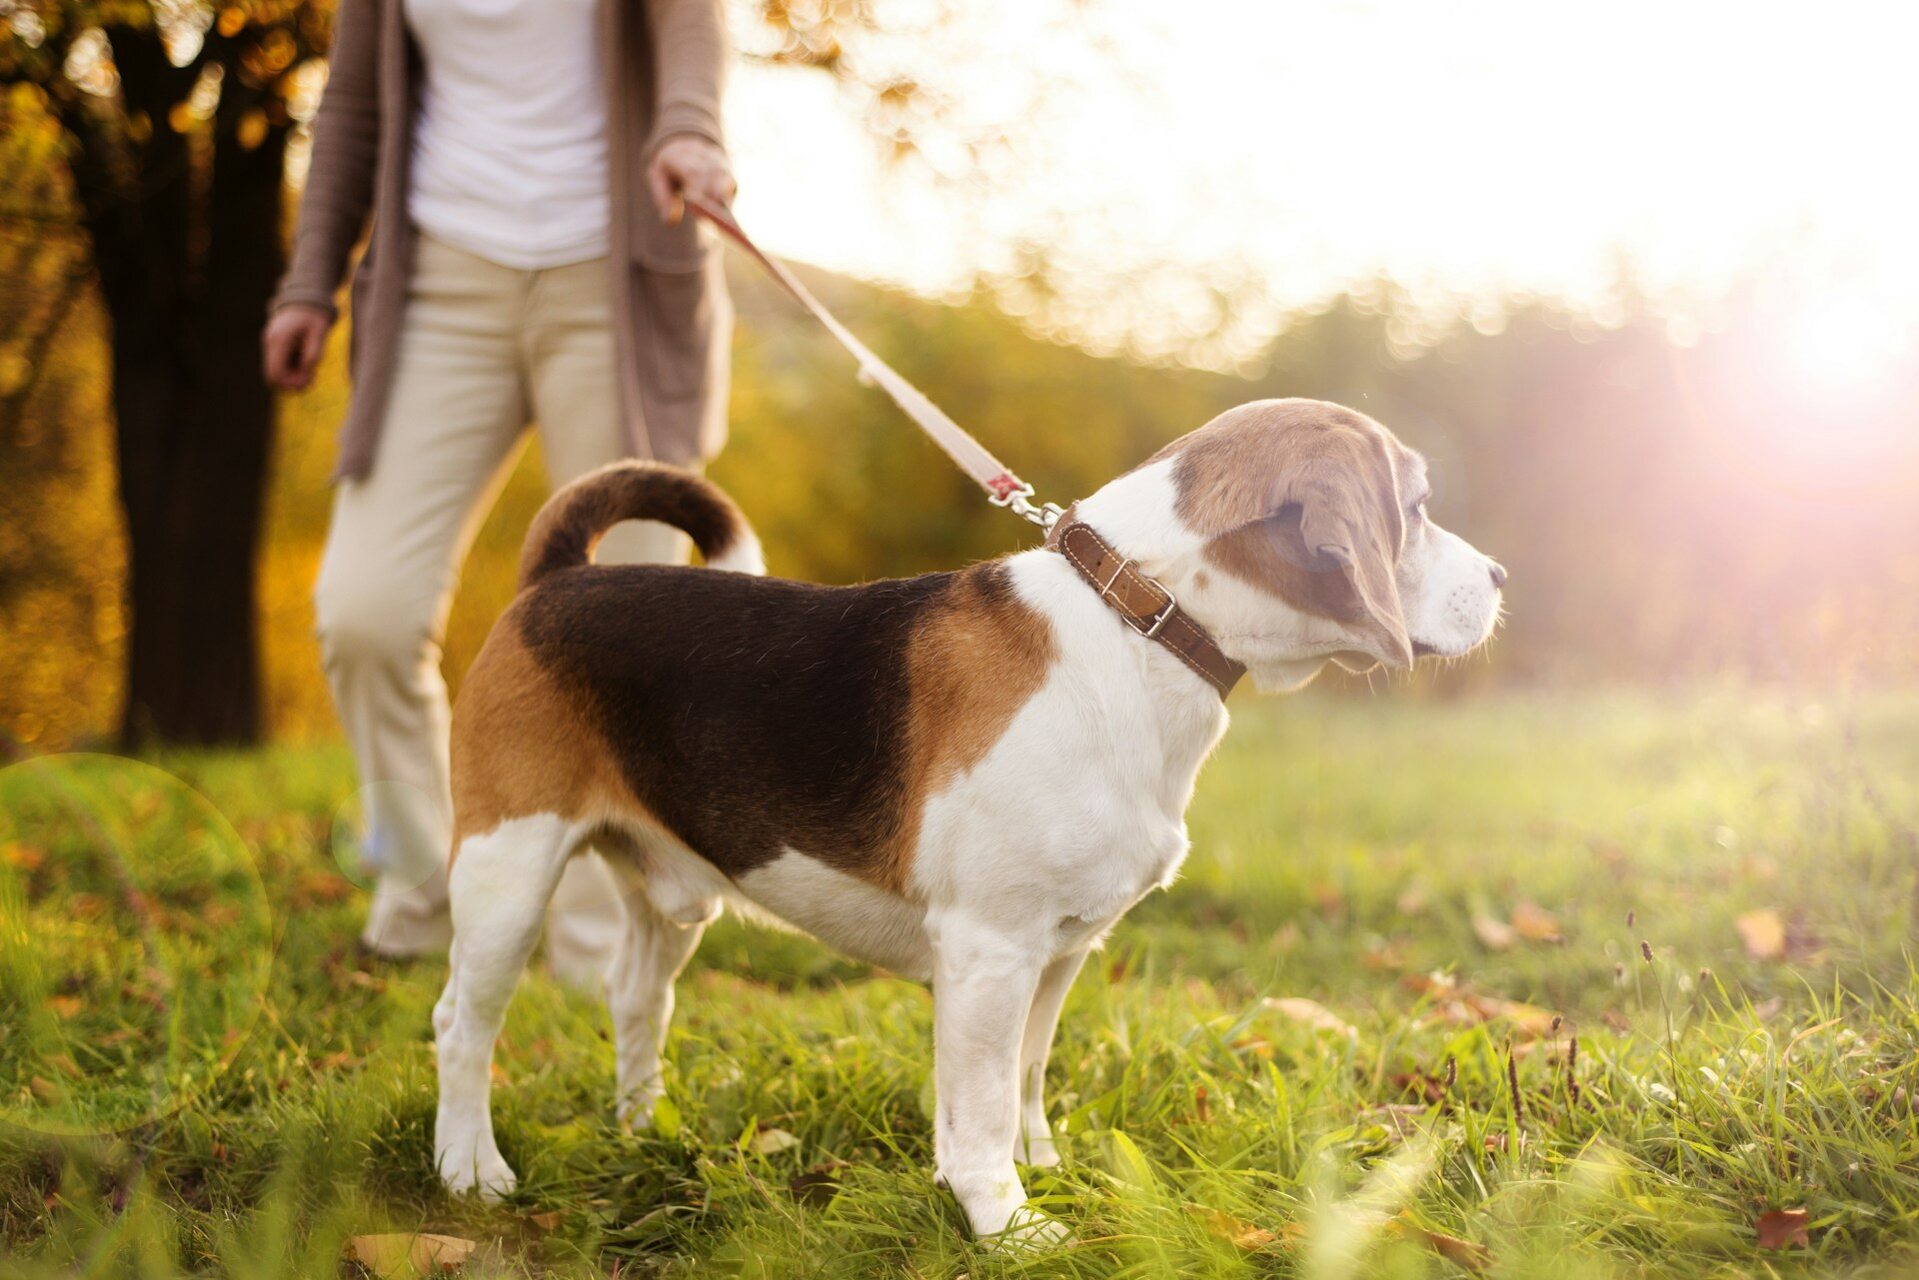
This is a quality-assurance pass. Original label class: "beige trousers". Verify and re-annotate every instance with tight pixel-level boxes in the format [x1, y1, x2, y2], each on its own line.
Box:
[314, 234, 686, 986]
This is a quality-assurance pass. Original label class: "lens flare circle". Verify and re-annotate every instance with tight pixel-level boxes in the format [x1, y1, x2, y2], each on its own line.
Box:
[0, 755, 273, 1136]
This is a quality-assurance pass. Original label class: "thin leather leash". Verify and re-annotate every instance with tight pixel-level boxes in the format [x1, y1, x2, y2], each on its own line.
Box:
[685, 194, 1243, 698]
[685, 193, 1059, 530]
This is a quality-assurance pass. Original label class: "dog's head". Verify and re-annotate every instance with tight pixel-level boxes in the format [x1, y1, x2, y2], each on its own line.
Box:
[1074, 399, 1505, 691]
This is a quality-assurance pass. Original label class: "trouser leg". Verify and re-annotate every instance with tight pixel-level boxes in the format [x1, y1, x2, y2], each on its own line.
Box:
[314, 235, 529, 956]
[523, 254, 695, 989]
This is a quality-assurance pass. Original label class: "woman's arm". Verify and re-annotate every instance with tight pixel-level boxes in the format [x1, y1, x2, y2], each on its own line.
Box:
[272, 0, 383, 319]
[644, 0, 728, 153]
[643, 0, 733, 223]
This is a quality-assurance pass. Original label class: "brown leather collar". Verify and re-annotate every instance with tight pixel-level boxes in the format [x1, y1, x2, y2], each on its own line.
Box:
[1047, 511, 1245, 699]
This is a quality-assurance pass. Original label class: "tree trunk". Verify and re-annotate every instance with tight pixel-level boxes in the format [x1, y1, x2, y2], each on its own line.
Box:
[85, 28, 286, 748]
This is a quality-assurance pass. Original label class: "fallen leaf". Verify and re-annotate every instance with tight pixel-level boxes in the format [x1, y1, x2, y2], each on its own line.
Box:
[750, 1127, 800, 1155]
[29, 1076, 62, 1103]
[1494, 1001, 1560, 1040]
[1422, 1228, 1493, 1273]
[344, 1232, 476, 1277]
[790, 1161, 848, 1208]
[3, 842, 46, 871]
[1472, 915, 1517, 952]
[1188, 1203, 1283, 1251]
[1263, 997, 1356, 1038]
[1736, 910, 1786, 961]
[1754, 1207, 1810, 1250]
[1402, 970, 1458, 998]
[521, 1210, 564, 1232]
[47, 995, 85, 1019]
[1362, 941, 1409, 971]
[1510, 901, 1563, 944]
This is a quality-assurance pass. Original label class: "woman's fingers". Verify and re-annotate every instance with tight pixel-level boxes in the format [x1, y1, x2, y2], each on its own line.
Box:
[263, 307, 331, 390]
[647, 136, 736, 225]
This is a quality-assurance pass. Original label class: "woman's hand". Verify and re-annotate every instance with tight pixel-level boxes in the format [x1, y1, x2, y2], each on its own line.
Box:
[646, 135, 736, 226]
[262, 304, 334, 391]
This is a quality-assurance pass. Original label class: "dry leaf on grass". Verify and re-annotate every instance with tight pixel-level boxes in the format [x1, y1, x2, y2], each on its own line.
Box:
[1735, 909, 1787, 961]
[1392, 1216, 1492, 1273]
[1422, 1228, 1493, 1273]
[1472, 914, 1517, 952]
[790, 1160, 848, 1207]
[750, 1127, 801, 1155]
[1262, 997, 1357, 1039]
[1754, 1207, 1810, 1249]
[1510, 901, 1563, 943]
[520, 1210, 564, 1233]
[344, 1232, 476, 1277]
[1187, 1203, 1291, 1251]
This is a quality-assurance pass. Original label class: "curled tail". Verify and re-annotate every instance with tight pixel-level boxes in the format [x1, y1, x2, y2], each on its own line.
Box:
[518, 461, 765, 590]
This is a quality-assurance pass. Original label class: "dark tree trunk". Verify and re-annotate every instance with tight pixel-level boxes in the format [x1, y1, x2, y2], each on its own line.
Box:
[81, 28, 287, 748]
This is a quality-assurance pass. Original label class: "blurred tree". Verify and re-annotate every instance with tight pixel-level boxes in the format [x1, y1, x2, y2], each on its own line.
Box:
[3, 1, 325, 746]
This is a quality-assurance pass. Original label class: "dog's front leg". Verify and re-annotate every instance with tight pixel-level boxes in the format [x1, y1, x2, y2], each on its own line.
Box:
[930, 917, 1064, 1244]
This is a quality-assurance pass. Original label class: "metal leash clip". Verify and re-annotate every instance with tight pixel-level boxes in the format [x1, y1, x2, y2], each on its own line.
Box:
[989, 482, 1064, 532]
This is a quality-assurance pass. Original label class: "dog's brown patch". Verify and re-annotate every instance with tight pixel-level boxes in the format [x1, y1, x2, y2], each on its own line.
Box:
[884, 565, 1057, 891]
[450, 617, 642, 850]
[1151, 399, 1417, 666]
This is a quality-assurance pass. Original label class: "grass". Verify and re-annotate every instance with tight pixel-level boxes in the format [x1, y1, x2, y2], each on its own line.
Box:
[3, 687, 1919, 1278]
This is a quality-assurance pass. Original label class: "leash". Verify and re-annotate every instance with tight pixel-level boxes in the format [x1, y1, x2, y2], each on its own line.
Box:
[687, 195, 1243, 698]
[685, 193, 1062, 532]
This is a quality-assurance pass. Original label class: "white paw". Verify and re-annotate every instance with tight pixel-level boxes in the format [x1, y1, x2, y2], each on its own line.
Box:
[985, 1205, 1071, 1251]
[438, 1141, 517, 1202]
[617, 1088, 662, 1131]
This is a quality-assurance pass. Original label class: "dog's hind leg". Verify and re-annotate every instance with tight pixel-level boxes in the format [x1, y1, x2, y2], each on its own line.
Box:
[602, 854, 716, 1128]
[434, 813, 580, 1199]
[1016, 948, 1088, 1168]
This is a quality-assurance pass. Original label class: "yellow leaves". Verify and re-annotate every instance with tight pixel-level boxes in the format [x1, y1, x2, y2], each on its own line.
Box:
[1187, 1203, 1296, 1251]
[1754, 1207, 1810, 1249]
[1509, 901, 1563, 944]
[47, 995, 84, 1019]
[216, 7, 248, 37]
[1735, 909, 1786, 961]
[749, 1126, 800, 1155]
[1262, 997, 1357, 1039]
[344, 1233, 476, 1277]
[1471, 914, 1517, 952]
[1, 842, 44, 871]
[1475, 901, 1563, 951]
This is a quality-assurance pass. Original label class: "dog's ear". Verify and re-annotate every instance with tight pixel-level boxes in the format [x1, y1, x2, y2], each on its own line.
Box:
[1291, 450, 1412, 672]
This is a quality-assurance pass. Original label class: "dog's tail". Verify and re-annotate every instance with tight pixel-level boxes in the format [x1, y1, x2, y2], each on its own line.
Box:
[518, 461, 765, 590]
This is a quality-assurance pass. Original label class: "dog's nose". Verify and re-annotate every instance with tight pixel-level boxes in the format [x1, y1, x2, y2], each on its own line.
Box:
[1488, 560, 1508, 589]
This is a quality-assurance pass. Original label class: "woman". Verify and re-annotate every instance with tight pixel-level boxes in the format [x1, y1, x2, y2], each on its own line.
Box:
[263, 0, 737, 985]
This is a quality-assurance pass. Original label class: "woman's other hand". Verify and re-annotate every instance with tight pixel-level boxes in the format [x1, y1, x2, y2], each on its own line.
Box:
[646, 135, 736, 226]
[263, 304, 334, 391]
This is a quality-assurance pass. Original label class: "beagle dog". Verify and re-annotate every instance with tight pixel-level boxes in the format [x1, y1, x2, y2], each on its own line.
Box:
[431, 398, 1504, 1241]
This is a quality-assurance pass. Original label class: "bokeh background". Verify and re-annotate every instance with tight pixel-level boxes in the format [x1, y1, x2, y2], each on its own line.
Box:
[3, 0, 1917, 751]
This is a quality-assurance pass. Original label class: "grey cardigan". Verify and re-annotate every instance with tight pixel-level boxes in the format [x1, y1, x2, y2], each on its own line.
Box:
[272, 0, 733, 479]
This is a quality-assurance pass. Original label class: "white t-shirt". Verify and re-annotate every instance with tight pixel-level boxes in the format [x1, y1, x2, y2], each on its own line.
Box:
[404, 0, 611, 270]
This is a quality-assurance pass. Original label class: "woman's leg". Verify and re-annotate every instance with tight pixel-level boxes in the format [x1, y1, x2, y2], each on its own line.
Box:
[522, 255, 693, 987]
[314, 235, 531, 956]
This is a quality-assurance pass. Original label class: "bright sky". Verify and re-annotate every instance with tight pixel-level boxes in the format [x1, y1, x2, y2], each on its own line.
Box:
[723, 0, 1919, 367]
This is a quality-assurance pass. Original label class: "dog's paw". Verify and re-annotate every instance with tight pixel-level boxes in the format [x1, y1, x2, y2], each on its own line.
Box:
[438, 1142, 518, 1202]
[984, 1205, 1071, 1251]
